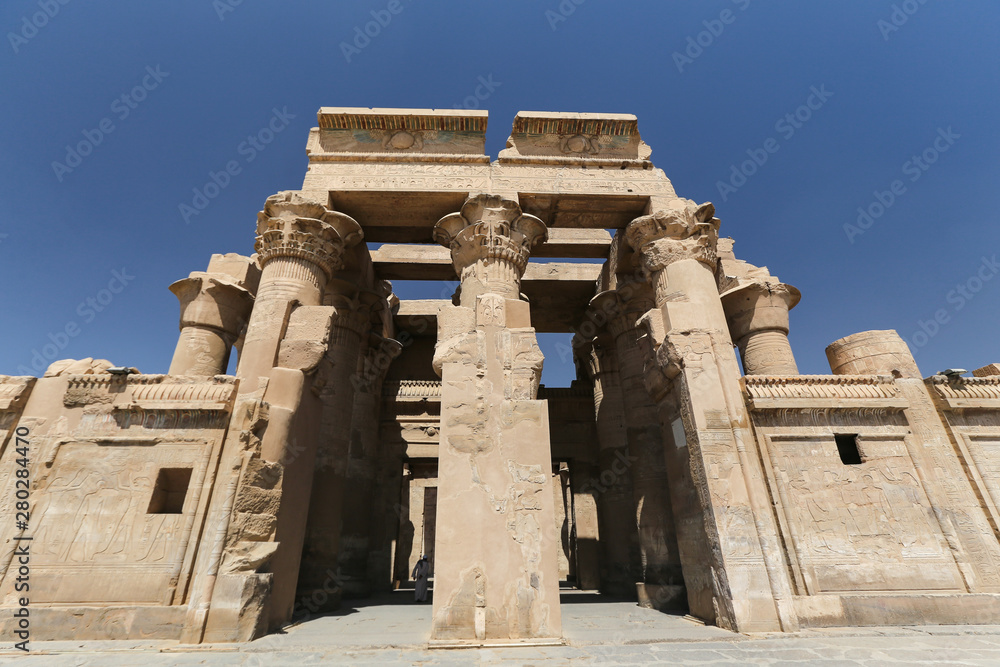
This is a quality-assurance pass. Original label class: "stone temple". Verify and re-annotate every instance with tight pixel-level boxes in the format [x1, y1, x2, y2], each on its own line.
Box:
[3, 108, 1000, 645]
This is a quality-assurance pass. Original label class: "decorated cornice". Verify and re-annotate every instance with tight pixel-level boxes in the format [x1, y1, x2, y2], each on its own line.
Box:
[383, 379, 443, 400]
[254, 191, 363, 280]
[169, 272, 255, 336]
[928, 375, 1000, 409]
[742, 375, 907, 410]
[60, 374, 238, 411]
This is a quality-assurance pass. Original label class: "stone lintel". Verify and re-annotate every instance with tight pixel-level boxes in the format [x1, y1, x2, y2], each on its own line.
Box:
[500, 111, 650, 165]
[371, 245, 604, 281]
[393, 259, 599, 335]
[309, 107, 489, 163]
[328, 188, 653, 244]
[384, 260, 600, 333]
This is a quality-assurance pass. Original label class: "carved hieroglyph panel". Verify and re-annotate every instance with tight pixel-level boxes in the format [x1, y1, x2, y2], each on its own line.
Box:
[3, 442, 211, 605]
[302, 162, 676, 197]
[765, 435, 965, 594]
[962, 436, 1000, 519]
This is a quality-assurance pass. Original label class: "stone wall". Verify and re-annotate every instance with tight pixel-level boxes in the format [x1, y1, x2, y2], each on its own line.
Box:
[0, 373, 237, 640]
[743, 370, 1000, 627]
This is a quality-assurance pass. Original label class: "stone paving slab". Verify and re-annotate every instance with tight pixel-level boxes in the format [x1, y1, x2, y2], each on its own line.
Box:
[3, 598, 1000, 665]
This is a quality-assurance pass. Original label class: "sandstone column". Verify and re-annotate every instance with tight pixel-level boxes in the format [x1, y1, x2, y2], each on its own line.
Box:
[627, 199, 797, 632]
[188, 192, 364, 641]
[721, 281, 800, 376]
[297, 290, 370, 602]
[574, 334, 642, 596]
[589, 287, 684, 608]
[338, 331, 402, 596]
[569, 461, 602, 591]
[237, 192, 363, 395]
[168, 256, 258, 376]
[430, 194, 562, 643]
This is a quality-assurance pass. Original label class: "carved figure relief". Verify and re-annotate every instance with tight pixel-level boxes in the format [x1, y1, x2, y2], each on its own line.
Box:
[766, 435, 964, 594]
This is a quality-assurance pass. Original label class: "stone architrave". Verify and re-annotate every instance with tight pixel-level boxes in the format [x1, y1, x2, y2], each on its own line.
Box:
[430, 194, 562, 643]
[626, 199, 798, 633]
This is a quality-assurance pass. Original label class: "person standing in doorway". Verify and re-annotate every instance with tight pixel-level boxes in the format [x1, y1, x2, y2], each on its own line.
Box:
[412, 555, 429, 602]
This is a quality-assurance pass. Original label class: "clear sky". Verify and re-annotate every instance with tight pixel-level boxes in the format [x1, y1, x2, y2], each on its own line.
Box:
[1, 0, 998, 387]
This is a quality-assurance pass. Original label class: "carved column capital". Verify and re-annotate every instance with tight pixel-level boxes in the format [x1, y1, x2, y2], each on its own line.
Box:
[168, 272, 256, 376]
[721, 279, 800, 376]
[588, 286, 655, 342]
[356, 334, 403, 394]
[433, 194, 546, 302]
[720, 280, 800, 338]
[170, 273, 254, 338]
[625, 200, 720, 277]
[254, 191, 363, 281]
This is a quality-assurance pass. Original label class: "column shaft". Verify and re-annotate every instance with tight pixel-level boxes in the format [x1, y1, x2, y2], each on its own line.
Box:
[609, 308, 684, 605]
[430, 194, 561, 642]
[627, 201, 797, 632]
[585, 344, 643, 595]
[169, 325, 233, 376]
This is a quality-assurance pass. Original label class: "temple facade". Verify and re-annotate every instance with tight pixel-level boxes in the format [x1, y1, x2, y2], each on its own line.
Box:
[3, 108, 1000, 645]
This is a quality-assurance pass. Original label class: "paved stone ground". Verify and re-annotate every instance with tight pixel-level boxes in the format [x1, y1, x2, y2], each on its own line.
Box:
[4, 592, 1000, 665]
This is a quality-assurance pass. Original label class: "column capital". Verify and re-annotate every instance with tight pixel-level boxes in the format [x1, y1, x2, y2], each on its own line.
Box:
[588, 286, 655, 341]
[356, 334, 403, 394]
[625, 199, 720, 275]
[433, 193, 547, 277]
[573, 330, 619, 382]
[720, 280, 800, 338]
[254, 191, 363, 281]
[169, 272, 254, 339]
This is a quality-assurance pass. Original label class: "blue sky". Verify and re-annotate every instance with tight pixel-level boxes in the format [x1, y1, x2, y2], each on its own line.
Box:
[1, 0, 998, 387]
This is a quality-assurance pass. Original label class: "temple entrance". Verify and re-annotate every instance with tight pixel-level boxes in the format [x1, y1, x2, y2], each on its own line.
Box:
[392, 461, 438, 588]
[390, 455, 594, 592]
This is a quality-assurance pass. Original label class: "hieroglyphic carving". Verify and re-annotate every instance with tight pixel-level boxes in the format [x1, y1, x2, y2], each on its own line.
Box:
[962, 437, 1000, 520]
[762, 434, 965, 595]
[478, 294, 506, 328]
[751, 408, 908, 430]
[2, 442, 214, 605]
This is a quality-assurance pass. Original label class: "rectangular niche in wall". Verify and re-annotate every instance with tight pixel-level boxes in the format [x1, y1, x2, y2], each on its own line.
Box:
[835, 434, 863, 465]
[147, 467, 193, 514]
